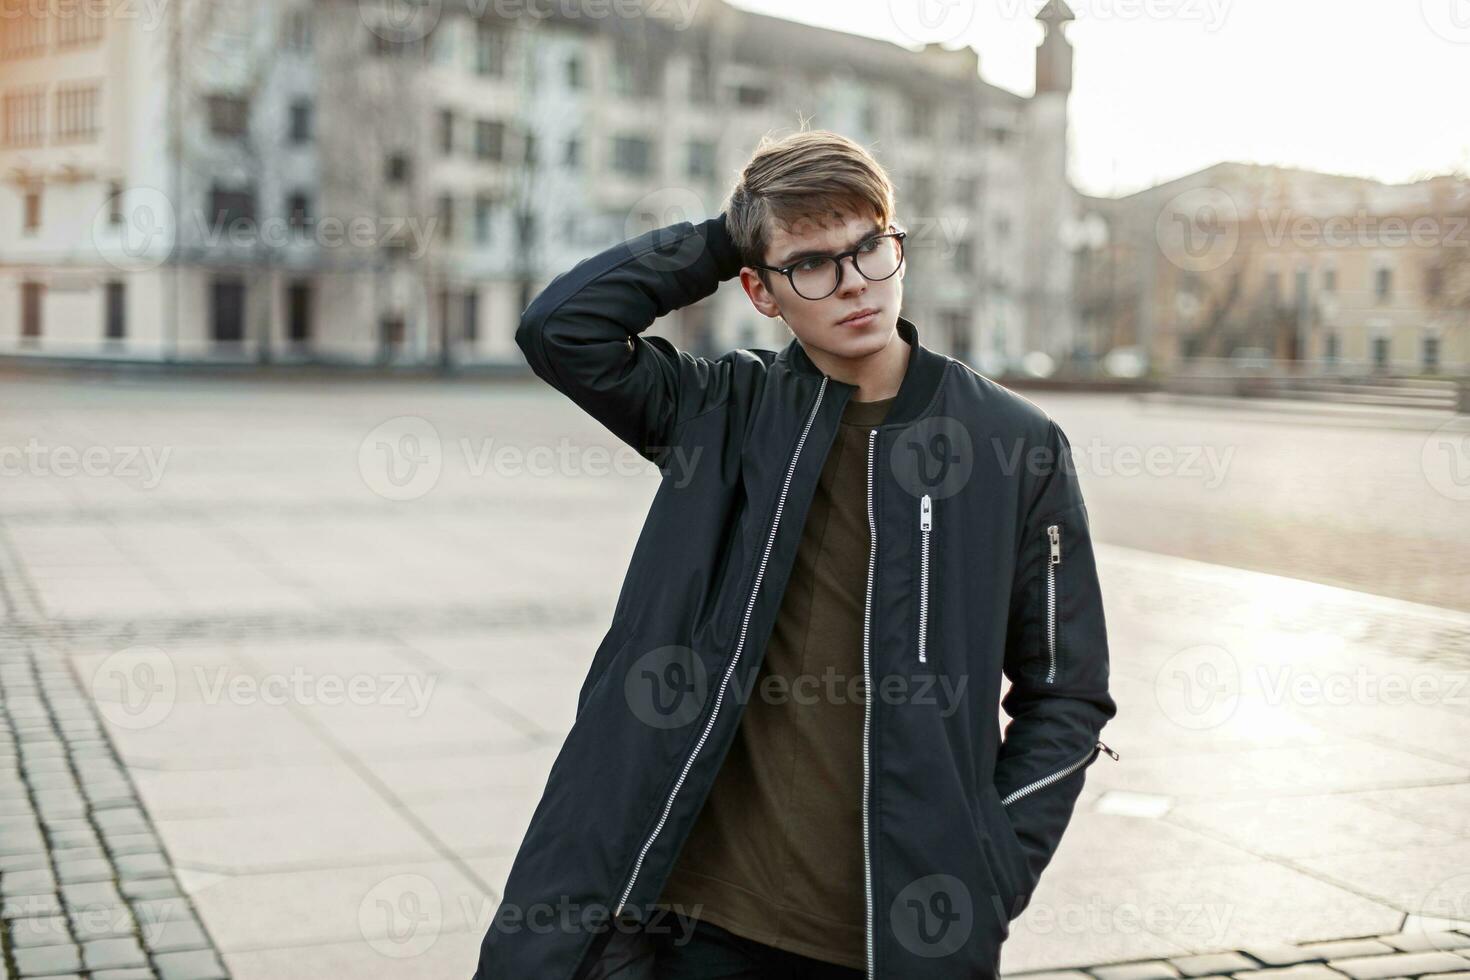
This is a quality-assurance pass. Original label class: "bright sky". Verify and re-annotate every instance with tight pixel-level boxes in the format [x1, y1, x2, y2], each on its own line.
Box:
[726, 0, 1470, 198]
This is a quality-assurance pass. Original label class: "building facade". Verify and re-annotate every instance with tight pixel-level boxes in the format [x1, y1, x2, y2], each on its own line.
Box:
[1074, 162, 1470, 376]
[0, 0, 1081, 369]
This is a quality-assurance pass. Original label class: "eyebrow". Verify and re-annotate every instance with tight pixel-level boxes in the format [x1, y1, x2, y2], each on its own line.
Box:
[775, 224, 886, 267]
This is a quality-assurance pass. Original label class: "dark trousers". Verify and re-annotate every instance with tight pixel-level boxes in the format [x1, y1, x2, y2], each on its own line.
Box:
[650, 915, 865, 980]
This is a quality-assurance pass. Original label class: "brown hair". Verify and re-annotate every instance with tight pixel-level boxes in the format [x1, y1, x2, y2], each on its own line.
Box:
[724, 127, 896, 282]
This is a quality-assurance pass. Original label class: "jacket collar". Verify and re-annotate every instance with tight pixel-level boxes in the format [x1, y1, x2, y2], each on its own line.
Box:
[775, 314, 948, 427]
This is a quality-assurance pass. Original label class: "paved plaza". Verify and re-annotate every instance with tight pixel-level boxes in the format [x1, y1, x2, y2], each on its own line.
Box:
[1, 371, 1469, 979]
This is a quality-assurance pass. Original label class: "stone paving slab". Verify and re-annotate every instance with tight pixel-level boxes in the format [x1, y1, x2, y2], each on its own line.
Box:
[4, 380, 1470, 978]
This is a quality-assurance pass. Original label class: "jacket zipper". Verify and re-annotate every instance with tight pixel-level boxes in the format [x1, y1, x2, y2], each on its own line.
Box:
[863, 427, 878, 980]
[999, 739, 1119, 807]
[614, 375, 830, 918]
[917, 494, 931, 664]
[1045, 524, 1061, 684]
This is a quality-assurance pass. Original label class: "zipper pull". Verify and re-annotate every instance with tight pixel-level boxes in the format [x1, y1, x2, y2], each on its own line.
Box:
[1097, 740, 1119, 761]
[1047, 524, 1061, 565]
[920, 494, 931, 531]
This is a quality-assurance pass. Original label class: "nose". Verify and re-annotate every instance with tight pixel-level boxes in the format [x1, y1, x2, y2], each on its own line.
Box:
[835, 254, 865, 294]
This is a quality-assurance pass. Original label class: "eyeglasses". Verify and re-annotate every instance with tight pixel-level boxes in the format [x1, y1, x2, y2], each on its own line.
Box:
[754, 228, 907, 301]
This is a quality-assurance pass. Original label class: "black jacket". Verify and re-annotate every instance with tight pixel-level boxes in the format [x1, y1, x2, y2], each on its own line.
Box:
[472, 213, 1118, 980]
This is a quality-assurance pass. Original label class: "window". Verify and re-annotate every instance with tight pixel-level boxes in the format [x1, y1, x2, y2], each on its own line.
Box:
[208, 184, 256, 229]
[1, 7, 47, 58]
[910, 175, 933, 214]
[56, 0, 106, 48]
[1323, 332, 1339, 363]
[463, 290, 479, 342]
[386, 152, 411, 184]
[282, 7, 312, 51]
[1374, 266, 1392, 302]
[23, 189, 41, 233]
[734, 83, 768, 107]
[523, 132, 537, 165]
[474, 22, 505, 76]
[287, 280, 312, 344]
[53, 82, 100, 143]
[105, 281, 125, 340]
[211, 278, 246, 343]
[566, 54, 583, 89]
[906, 101, 933, 139]
[1425, 264, 1444, 300]
[1264, 271, 1281, 306]
[474, 119, 503, 161]
[612, 42, 660, 97]
[474, 194, 493, 245]
[612, 136, 652, 176]
[1322, 267, 1336, 293]
[1371, 335, 1389, 372]
[207, 94, 249, 138]
[687, 140, 715, 180]
[564, 137, 580, 167]
[108, 182, 124, 225]
[1423, 333, 1440, 373]
[689, 49, 714, 105]
[953, 240, 973, 274]
[2, 89, 46, 147]
[286, 191, 311, 230]
[288, 99, 312, 143]
[439, 109, 455, 155]
[437, 193, 455, 243]
[21, 282, 43, 340]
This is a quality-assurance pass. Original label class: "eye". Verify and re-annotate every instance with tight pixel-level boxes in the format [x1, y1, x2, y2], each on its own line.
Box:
[793, 257, 829, 273]
[857, 237, 882, 253]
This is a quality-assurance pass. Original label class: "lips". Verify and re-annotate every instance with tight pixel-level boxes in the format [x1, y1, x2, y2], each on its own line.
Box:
[838, 307, 879, 327]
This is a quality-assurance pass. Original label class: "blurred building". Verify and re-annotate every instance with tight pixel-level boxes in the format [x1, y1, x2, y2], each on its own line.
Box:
[0, 0, 1080, 369]
[1075, 163, 1470, 376]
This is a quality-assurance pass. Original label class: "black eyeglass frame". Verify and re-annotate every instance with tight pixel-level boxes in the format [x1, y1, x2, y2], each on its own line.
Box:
[752, 227, 908, 301]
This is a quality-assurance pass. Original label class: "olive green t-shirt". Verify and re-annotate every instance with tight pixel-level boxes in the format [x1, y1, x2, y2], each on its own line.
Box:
[654, 391, 896, 971]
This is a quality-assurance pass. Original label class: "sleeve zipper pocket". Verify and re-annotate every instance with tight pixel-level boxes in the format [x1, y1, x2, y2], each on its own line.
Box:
[1000, 739, 1119, 807]
[1044, 523, 1061, 683]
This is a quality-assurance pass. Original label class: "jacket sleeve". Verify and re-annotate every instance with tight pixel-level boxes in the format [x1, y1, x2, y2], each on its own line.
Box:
[994, 418, 1118, 915]
[514, 212, 745, 465]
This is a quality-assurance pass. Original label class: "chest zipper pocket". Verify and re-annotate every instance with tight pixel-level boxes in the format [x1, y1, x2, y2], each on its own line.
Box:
[1044, 523, 1061, 683]
[917, 493, 932, 664]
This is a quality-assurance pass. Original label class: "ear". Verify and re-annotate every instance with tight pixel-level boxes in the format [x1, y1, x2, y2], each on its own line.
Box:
[739, 267, 783, 319]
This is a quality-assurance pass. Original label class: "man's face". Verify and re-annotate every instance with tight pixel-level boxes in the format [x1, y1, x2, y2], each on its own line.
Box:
[738, 208, 905, 363]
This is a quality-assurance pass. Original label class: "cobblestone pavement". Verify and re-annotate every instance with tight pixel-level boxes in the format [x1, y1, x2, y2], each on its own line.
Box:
[2, 646, 227, 979]
[0, 373, 1467, 978]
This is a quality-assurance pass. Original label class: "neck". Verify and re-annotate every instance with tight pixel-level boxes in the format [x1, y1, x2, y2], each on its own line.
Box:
[803, 330, 911, 401]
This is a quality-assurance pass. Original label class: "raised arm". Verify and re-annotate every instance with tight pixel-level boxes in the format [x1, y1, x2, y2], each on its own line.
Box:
[515, 212, 745, 465]
[994, 418, 1119, 917]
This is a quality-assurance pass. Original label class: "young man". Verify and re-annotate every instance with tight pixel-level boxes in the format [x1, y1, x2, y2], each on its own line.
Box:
[472, 130, 1118, 980]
